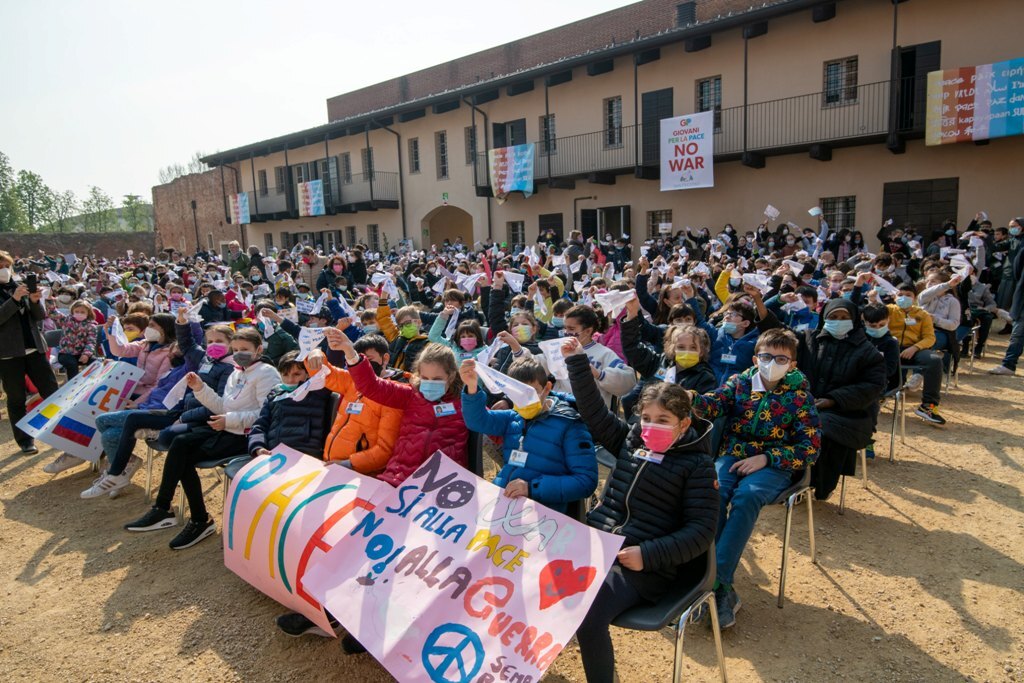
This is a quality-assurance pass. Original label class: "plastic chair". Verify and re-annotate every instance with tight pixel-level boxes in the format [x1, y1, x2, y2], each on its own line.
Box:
[838, 449, 868, 516]
[611, 543, 727, 683]
[773, 466, 816, 608]
[43, 329, 63, 348]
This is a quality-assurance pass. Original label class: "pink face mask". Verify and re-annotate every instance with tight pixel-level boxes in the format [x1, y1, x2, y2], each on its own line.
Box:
[206, 343, 229, 360]
[72, 312, 88, 322]
[640, 422, 679, 453]
[459, 337, 478, 352]
[332, 265, 343, 273]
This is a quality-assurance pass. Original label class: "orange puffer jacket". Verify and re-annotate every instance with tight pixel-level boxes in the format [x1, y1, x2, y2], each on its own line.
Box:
[310, 359, 404, 475]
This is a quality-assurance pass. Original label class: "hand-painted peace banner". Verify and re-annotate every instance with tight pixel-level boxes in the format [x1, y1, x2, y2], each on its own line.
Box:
[229, 193, 250, 225]
[223, 447, 390, 635]
[926, 58, 1024, 146]
[297, 179, 326, 217]
[488, 144, 535, 205]
[17, 360, 143, 463]
[304, 451, 624, 683]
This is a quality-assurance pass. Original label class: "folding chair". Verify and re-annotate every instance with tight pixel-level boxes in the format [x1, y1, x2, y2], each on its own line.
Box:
[966, 324, 982, 374]
[887, 362, 925, 463]
[773, 466, 816, 608]
[611, 543, 727, 683]
[137, 430, 167, 504]
[838, 449, 868, 515]
[468, 431, 484, 477]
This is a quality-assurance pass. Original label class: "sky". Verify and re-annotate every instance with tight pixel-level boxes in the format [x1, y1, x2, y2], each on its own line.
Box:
[0, 0, 638, 204]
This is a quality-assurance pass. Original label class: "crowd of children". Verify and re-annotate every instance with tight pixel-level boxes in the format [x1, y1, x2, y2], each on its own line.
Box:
[0, 210, 1020, 680]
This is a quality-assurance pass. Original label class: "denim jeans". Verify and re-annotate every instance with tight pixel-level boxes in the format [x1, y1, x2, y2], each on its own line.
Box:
[1001, 318, 1024, 371]
[715, 456, 794, 588]
[95, 410, 177, 476]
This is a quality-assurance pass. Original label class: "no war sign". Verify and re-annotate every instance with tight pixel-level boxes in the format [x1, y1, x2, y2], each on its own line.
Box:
[660, 110, 715, 191]
[227, 449, 623, 682]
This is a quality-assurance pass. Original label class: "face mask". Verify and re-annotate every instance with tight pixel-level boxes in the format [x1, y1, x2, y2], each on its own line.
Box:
[170, 293, 184, 301]
[841, 291, 853, 300]
[729, 278, 741, 287]
[945, 229, 955, 236]
[720, 321, 738, 335]
[0, 268, 11, 284]
[279, 383, 299, 392]
[369, 360, 384, 377]
[399, 323, 419, 339]
[72, 312, 88, 322]
[125, 329, 140, 342]
[1010, 228, 1021, 237]
[58, 294, 74, 304]
[768, 242, 776, 248]
[514, 401, 544, 420]
[459, 337, 478, 351]
[339, 285, 348, 291]
[419, 379, 447, 402]
[251, 276, 261, 282]
[362, 325, 379, 335]
[823, 319, 854, 339]
[206, 342, 229, 359]
[333, 265, 343, 273]
[786, 238, 795, 245]
[144, 328, 162, 343]
[510, 307, 523, 316]
[675, 351, 699, 369]
[234, 351, 256, 368]
[896, 296, 913, 310]
[216, 302, 227, 310]
[640, 421, 680, 453]
[551, 317, 565, 329]
[758, 358, 790, 383]
[513, 324, 533, 343]
[864, 325, 889, 339]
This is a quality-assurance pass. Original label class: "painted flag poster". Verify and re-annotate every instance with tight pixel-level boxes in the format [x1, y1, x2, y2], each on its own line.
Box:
[488, 144, 535, 205]
[16, 360, 143, 463]
[304, 451, 624, 683]
[229, 192, 250, 225]
[926, 58, 1024, 146]
[660, 111, 715, 191]
[223, 447, 390, 636]
[298, 179, 326, 217]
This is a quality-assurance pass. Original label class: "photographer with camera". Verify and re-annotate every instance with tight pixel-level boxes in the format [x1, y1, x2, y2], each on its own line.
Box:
[0, 251, 59, 454]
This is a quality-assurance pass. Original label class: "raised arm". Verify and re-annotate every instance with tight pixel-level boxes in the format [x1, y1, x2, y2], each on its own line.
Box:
[565, 348, 629, 454]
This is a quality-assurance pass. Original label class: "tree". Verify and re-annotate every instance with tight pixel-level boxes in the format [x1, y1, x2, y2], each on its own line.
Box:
[81, 186, 117, 232]
[0, 151, 27, 233]
[15, 170, 54, 231]
[47, 190, 78, 233]
[158, 151, 209, 184]
[121, 194, 152, 232]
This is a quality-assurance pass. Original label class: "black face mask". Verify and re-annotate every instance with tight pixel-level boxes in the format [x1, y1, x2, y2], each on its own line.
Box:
[370, 360, 384, 377]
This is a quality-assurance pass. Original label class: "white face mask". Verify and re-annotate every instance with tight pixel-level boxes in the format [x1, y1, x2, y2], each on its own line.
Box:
[0, 268, 10, 284]
[758, 358, 790, 384]
[144, 327, 162, 343]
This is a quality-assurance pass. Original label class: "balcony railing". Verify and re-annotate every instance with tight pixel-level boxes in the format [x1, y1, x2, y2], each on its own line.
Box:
[342, 171, 400, 205]
[244, 161, 399, 220]
[474, 79, 901, 187]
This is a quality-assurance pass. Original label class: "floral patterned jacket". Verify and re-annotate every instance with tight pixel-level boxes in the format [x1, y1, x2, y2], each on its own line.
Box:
[691, 365, 820, 471]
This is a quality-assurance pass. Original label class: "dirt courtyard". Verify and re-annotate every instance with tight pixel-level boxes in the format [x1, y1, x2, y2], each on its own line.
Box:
[1, 341, 1022, 683]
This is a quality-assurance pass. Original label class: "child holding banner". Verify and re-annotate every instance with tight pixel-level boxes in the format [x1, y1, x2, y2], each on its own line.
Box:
[563, 338, 719, 683]
[124, 328, 280, 550]
[459, 356, 597, 514]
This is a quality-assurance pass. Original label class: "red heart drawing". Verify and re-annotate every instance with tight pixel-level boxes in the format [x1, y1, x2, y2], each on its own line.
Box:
[538, 559, 597, 610]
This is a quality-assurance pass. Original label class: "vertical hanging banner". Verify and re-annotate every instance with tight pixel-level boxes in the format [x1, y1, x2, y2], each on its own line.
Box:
[229, 193, 251, 225]
[16, 360, 144, 463]
[224, 447, 390, 636]
[488, 143, 536, 205]
[925, 58, 1024, 146]
[298, 179, 326, 216]
[304, 451, 624, 683]
[660, 111, 715, 191]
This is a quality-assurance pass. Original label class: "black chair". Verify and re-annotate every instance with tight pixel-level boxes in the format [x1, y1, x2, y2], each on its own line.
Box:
[611, 543, 728, 683]
[43, 329, 63, 349]
[772, 465, 816, 608]
[224, 456, 253, 482]
[468, 431, 484, 478]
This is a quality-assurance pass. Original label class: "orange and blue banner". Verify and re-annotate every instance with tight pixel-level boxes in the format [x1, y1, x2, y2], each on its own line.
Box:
[229, 193, 250, 225]
[488, 144, 535, 205]
[297, 180, 325, 217]
[926, 58, 1024, 146]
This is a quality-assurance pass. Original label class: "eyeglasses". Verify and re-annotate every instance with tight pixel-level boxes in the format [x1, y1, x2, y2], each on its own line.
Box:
[756, 353, 791, 364]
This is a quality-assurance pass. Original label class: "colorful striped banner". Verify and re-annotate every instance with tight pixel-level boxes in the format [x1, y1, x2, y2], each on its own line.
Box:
[926, 57, 1024, 146]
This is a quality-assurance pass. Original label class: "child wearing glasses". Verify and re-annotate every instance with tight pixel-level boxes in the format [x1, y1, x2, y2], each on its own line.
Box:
[689, 328, 821, 630]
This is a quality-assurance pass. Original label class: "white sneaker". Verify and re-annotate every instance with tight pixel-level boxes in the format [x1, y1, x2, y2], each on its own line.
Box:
[42, 453, 86, 474]
[903, 373, 924, 392]
[81, 473, 130, 499]
[988, 365, 1015, 376]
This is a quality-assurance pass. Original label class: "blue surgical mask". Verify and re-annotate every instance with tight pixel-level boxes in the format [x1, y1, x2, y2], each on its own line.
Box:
[896, 296, 913, 310]
[279, 383, 299, 392]
[823, 319, 854, 339]
[864, 325, 889, 338]
[945, 229, 955, 236]
[551, 317, 565, 328]
[720, 321, 738, 335]
[419, 379, 447, 402]
[1010, 227, 1022, 237]
[841, 291, 853, 300]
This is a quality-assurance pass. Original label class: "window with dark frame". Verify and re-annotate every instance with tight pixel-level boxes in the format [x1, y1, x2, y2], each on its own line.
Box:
[257, 170, 268, 196]
[274, 166, 286, 194]
[340, 153, 352, 184]
[367, 224, 381, 251]
[539, 114, 557, 155]
[361, 148, 374, 180]
[507, 221, 525, 246]
[344, 225, 357, 246]
[464, 126, 477, 165]
[604, 96, 623, 147]
[820, 195, 857, 232]
[647, 209, 672, 238]
[435, 130, 449, 180]
[408, 138, 420, 174]
[696, 76, 723, 131]
[823, 56, 859, 106]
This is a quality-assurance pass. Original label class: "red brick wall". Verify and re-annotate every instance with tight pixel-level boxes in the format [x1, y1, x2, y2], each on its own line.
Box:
[0, 232, 157, 260]
[326, 0, 763, 121]
[152, 168, 241, 254]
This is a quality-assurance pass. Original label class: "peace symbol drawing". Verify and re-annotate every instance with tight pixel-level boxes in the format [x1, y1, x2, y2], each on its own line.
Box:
[421, 622, 485, 683]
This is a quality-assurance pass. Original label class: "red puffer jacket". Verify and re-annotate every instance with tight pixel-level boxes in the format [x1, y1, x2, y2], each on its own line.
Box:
[348, 356, 468, 487]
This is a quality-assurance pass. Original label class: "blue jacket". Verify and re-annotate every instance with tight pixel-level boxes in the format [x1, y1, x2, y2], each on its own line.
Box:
[461, 389, 597, 512]
[765, 296, 819, 332]
[709, 326, 760, 384]
[248, 386, 334, 457]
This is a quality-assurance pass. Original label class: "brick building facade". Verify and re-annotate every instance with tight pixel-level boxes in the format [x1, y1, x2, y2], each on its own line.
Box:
[152, 168, 241, 256]
[0, 232, 157, 260]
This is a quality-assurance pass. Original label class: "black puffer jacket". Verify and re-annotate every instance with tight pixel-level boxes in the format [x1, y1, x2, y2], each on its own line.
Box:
[567, 354, 719, 584]
[247, 387, 334, 457]
[620, 315, 718, 393]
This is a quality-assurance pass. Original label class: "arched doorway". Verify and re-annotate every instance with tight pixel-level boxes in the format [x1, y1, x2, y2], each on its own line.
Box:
[421, 205, 473, 249]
